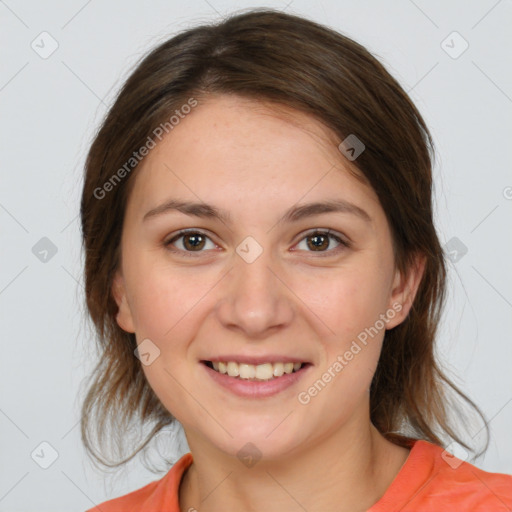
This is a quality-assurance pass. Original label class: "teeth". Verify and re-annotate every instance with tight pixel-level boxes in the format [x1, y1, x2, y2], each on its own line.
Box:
[273, 362, 284, 377]
[209, 360, 305, 380]
[239, 363, 256, 379]
[226, 361, 239, 377]
[255, 363, 273, 380]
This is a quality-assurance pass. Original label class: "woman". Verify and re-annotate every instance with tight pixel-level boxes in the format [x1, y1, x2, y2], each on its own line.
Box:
[80, 8, 512, 511]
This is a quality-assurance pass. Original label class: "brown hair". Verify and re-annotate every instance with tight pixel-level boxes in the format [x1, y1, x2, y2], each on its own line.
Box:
[80, 7, 489, 468]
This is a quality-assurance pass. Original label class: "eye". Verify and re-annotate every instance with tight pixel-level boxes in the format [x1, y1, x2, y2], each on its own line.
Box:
[293, 229, 350, 255]
[164, 229, 217, 255]
[164, 228, 350, 257]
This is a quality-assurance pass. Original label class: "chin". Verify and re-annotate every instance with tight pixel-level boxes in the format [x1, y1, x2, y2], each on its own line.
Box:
[205, 419, 305, 463]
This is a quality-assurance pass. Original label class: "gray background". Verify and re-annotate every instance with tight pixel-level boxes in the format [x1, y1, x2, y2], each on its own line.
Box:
[1, 0, 511, 510]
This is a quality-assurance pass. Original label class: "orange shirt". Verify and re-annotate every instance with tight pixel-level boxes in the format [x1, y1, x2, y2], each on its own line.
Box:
[87, 439, 512, 511]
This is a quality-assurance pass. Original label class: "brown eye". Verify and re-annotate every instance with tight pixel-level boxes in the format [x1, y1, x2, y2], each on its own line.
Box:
[182, 233, 206, 251]
[295, 230, 349, 255]
[165, 230, 216, 254]
[307, 232, 330, 251]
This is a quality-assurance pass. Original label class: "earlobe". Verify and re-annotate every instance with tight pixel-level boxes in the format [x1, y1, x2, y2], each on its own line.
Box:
[112, 271, 136, 333]
[386, 253, 426, 329]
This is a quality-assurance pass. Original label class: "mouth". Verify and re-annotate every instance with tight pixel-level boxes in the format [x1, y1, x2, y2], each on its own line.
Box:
[201, 360, 311, 381]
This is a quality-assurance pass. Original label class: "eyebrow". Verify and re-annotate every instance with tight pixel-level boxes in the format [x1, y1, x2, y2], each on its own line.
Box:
[142, 198, 372, 224]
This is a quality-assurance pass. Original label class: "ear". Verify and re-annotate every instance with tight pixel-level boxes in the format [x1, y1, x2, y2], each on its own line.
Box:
[111, 270, 135, 333]
[385, 252, 426, 330]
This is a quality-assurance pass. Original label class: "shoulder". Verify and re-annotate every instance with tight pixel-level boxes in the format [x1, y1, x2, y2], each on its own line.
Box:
[409, 440, 512, 511]
[85, 478, 161, 512]
[85, 453, 193, 512]
[370, 439, 512, 512]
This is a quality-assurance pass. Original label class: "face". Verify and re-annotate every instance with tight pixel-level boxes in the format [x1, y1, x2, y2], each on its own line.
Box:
[112, 95, 424, 460]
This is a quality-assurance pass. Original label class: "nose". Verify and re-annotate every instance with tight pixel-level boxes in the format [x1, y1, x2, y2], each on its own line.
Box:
[215, 242, 295, 339]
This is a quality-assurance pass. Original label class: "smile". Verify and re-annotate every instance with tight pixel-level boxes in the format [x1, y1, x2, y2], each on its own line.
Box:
[201, 360, 312, 398]
[204, 360, 306, 381]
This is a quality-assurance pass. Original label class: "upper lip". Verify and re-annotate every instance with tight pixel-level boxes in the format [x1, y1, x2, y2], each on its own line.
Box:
[202, 355, 311, 365]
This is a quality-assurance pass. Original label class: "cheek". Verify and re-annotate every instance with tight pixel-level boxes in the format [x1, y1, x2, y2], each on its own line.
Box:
[127, 261, 208, 339]
[139, 362, 190, 427]
[295, 264, 389, 340]
[294, 264, 388, 396]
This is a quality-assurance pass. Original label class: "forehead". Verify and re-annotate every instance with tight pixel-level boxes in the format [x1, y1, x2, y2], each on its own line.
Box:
[126, 95, 378, 218]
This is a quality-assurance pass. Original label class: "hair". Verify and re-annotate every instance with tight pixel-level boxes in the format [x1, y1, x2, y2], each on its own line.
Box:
[80, 7, 489, 469]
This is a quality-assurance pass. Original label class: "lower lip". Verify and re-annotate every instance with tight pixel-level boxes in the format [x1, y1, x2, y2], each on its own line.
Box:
[201, 362, 312, 399]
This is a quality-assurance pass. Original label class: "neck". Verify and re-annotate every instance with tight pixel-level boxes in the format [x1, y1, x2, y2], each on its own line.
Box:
[178, 413, 410, 512]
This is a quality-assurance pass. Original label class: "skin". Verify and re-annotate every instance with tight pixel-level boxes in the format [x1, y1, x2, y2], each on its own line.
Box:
[112, 94, 426, 512]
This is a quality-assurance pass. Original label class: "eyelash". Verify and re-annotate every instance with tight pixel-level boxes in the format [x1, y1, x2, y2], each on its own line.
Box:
[164, 228, 351, 258]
